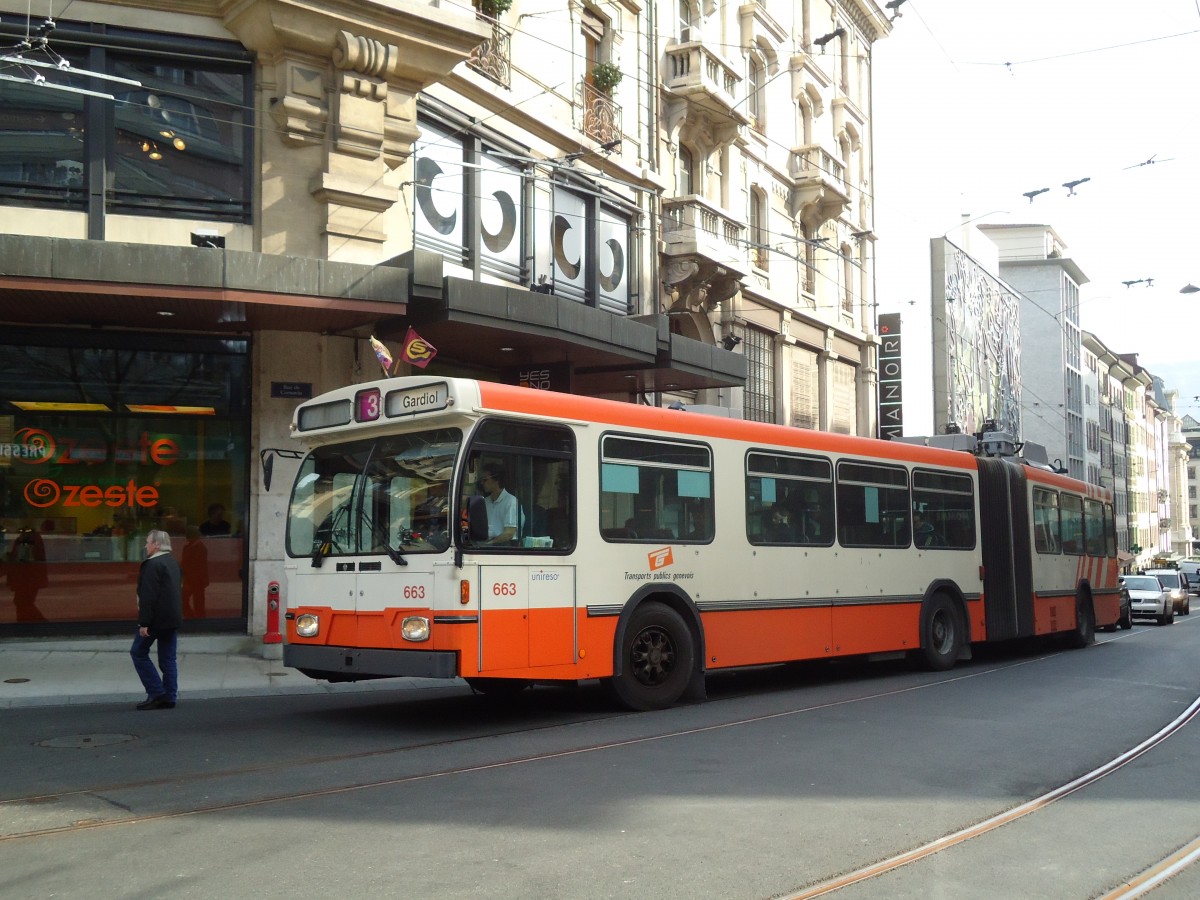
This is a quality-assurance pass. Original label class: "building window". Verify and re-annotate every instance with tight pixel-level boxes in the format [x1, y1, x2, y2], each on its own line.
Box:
[678, 0, 696, 41]
[0, 20, 252, 224]
[741, 325, 775, 424]
[749, 188, 768, 271]
[747, 54, 766, 133]
[678, 146, 694, 196]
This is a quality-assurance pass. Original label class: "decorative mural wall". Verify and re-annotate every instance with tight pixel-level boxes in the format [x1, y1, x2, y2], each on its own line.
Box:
[932, 239, 1022, 439]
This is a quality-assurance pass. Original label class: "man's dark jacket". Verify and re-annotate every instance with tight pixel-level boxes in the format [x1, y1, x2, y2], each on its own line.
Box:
[137, 552, 183, 632]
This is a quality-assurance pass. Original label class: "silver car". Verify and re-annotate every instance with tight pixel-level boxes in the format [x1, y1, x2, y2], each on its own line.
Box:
[1120, 574, 1174, 625]
[1143, 569, 1191, 616]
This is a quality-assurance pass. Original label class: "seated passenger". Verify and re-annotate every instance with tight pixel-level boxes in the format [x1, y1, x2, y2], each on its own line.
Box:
[764, 505, 796, 543]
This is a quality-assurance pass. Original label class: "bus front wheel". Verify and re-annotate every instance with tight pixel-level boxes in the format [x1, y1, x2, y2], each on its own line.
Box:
[609, 603, 695, 711]
[916, 594, 963, 671]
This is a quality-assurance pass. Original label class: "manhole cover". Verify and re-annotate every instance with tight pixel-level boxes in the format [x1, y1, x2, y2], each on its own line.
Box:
[38, 734, 137, 750]
[4, 678, 30, 684]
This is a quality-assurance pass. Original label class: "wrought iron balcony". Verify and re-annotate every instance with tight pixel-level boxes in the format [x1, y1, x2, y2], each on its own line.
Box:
[579, 80, 621, 144]
[467, 22, 511, 88]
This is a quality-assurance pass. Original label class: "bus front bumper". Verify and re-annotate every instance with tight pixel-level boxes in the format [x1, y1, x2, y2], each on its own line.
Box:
[284, 644, 458, 681]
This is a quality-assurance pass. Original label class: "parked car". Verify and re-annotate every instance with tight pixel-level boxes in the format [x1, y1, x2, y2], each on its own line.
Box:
[1101, 581, 1133, 632]
[1144, 569, 1191, 616]
[1178, 560, 1200, 592]
[1120, 574, 1174, 625]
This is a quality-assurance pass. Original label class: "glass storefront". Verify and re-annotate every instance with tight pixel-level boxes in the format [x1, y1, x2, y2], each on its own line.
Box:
[0, 330, 249, 633]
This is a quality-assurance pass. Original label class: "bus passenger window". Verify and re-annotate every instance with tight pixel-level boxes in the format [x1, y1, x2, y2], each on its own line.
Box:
[745, 451, 833, 547]
[600, 435, 712, 543]
[836, 461, 909, 548]
[1032, 488, 1060, 554]
[1083, 498, 1106, 556]
[1059, 494, 1083, 555]
[911, 469, 975, 550]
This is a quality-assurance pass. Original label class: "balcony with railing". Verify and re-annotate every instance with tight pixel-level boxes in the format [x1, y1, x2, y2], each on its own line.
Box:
[788, 144, 850, 226]
[466, 22, 512, 88]
[578, 80, 621, 144]
[661, 195, 747, 272]
[662, 42, 749, 127]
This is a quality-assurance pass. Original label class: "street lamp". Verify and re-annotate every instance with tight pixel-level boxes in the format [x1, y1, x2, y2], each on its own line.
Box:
[1180, 283, 1199, 294]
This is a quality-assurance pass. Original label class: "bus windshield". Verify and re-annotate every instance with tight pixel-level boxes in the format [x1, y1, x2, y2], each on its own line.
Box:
[286, 428, 461, 558]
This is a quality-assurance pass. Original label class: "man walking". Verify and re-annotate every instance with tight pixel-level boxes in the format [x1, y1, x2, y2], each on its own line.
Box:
[131, 529, 183, 710]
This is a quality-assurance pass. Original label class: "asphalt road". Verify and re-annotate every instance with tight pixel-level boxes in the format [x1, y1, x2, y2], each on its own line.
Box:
[3, 617, 1200, 899]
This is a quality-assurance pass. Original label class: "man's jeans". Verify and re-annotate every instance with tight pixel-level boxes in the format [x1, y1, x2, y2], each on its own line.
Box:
[130, 629, 178, 703]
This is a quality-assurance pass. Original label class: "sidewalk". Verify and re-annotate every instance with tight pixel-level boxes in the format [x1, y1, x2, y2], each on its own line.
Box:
[0, 635, 454, 709]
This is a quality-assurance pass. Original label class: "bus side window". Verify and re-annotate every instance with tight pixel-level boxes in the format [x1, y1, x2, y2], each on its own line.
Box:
[600, 435, 712, 543]
[460, 420, 575, 552]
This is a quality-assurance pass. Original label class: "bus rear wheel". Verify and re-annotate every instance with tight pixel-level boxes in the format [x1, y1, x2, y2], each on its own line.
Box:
[609, 603, 695, 711]
[916, 594, 963, 671]
[1066, 592, 1095, 648]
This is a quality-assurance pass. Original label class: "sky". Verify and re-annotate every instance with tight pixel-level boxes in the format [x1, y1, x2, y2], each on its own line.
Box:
[871, 0, 1200, 433]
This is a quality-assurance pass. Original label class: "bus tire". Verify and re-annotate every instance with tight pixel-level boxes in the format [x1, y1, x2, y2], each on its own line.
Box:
[917, 593, 963, 671]
[1066, 592, 1095, 648]
[609, 603, 695, 711]
[465, 677, 531, 697]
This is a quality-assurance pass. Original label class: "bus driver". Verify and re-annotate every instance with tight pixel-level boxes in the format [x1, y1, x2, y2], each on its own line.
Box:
[477, 464, 520, 545]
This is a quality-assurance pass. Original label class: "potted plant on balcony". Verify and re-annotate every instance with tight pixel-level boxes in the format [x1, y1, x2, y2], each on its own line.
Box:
[478, 0, 512, 17]
[591, 61, 623, 95]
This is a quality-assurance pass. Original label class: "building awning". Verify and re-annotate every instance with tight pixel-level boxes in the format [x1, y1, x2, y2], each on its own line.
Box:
[388, 263, 746, 396]
[0, 234, 408, 335]
[0, 236, 747, 397]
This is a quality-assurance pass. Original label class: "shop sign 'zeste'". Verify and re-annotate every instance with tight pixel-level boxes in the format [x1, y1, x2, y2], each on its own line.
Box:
[5, 427, 181, 510]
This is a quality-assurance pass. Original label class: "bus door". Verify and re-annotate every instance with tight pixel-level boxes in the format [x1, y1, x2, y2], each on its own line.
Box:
[478, 565, 576, 672]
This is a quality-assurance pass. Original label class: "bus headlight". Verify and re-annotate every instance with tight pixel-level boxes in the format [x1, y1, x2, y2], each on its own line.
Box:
[295, 613, 319, 638]
[401, 616, 430, 642]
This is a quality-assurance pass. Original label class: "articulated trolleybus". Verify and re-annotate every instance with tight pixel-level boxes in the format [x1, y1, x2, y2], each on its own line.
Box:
[282, 376, 1122, 710]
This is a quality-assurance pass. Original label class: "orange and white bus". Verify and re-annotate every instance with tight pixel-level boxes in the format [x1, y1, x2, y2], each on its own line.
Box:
[280, 376, 1122, 709]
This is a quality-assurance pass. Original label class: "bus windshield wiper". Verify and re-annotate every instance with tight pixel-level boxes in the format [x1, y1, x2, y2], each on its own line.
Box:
[383, 538, 408, 567]
[310, 539, 332, 568]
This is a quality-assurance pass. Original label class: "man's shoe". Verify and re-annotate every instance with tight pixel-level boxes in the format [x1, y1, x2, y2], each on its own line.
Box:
[136, 696, 170, 710]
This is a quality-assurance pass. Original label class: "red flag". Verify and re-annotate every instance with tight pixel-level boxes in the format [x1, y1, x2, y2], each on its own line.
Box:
[400, 327, 438, 369]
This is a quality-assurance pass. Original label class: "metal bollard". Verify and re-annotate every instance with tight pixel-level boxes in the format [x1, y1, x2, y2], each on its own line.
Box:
[264, 580, 282, 644]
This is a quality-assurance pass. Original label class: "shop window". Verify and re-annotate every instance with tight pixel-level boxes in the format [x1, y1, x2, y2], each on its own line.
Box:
[0, 333, 249, 631]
